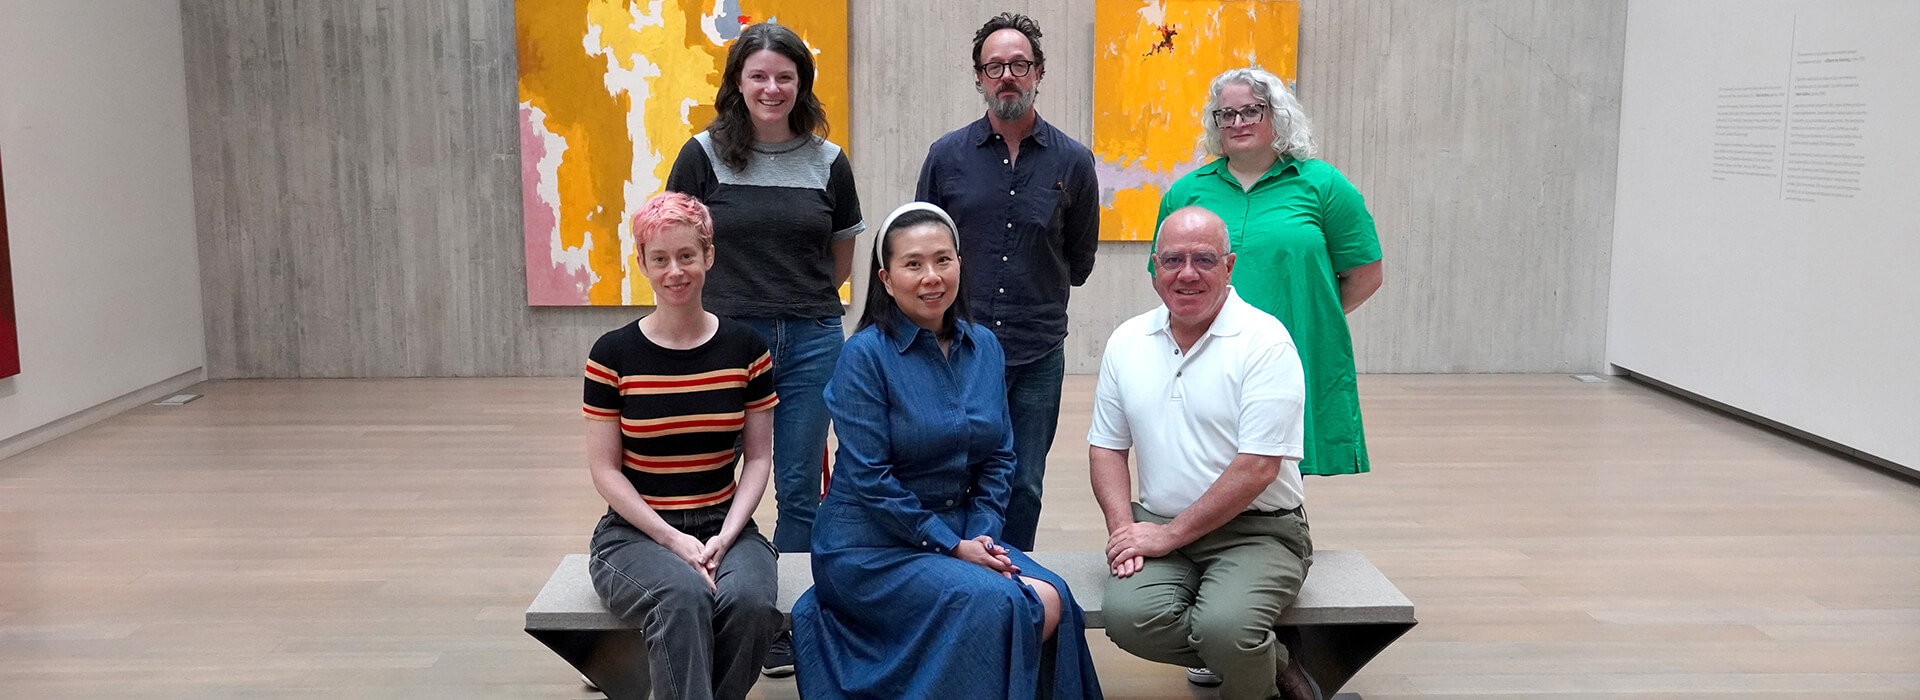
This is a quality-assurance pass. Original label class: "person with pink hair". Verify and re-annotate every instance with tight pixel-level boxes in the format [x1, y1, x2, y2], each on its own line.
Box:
[579, 191, 784, 700]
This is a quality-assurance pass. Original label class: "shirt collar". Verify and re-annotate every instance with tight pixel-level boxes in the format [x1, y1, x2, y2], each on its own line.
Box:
[968, 113, 1054, 148]
[1145, 287, 1251, 340]
[1197, 156, 1301, 188]
[883, 309, 978, 354]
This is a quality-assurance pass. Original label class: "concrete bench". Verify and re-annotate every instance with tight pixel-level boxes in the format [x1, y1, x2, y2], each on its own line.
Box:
[527, 550, 1415, 699]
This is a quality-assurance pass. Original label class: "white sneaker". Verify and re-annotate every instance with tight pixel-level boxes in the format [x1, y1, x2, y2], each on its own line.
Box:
[1186, 666, 1223, 687]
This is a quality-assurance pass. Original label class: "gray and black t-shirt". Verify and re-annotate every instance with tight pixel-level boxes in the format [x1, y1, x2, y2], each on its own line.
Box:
[665, 132, 865, 319]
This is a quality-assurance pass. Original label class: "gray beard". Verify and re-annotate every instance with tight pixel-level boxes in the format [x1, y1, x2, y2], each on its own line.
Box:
[985, 88, 1037, 121]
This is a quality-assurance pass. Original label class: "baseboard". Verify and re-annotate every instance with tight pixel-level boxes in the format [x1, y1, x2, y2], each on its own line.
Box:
[1619, 369, 1918, 484]
[0, 368, 208, 462]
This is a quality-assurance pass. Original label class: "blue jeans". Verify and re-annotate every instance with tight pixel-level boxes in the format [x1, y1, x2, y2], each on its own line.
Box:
[739, 316, 843, 553]
[1000, 343, 1065, 551]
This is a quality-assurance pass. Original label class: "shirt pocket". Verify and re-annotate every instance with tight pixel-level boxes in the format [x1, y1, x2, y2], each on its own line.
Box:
[1024, 182, 1068, 238]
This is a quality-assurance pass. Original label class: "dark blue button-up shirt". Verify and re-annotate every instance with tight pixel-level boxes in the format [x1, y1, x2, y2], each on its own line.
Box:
[915, 115, 1100, 366]
[817, 315, 1016, 553]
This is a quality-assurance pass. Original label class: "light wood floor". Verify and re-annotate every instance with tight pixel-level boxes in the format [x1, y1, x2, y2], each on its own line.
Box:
[1, 375, 1916, 699]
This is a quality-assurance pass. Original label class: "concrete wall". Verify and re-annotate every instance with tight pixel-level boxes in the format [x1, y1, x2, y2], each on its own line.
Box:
[184, 0, 1626, 377]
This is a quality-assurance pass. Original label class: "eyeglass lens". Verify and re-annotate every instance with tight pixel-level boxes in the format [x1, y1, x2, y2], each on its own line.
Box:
[978, 60, 1035, 79]
[1157, 253, 1220, 271]
[1211, 104, 1267, 127]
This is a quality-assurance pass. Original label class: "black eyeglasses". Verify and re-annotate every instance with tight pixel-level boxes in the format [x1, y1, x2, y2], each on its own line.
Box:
[1210, 103, 1269, 128]
[975, 60, 1037, 79]
[1155, 252, 1222, 272]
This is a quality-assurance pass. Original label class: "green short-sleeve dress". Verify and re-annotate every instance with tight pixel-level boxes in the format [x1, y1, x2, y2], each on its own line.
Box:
[1154, 157, 1382, 475]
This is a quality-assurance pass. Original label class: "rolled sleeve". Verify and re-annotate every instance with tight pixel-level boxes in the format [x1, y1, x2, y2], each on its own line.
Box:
[1086, 333, 1134, 451]
[1321, 168, 1382, 272]
[827, 152, 866, 241]
[1234, 339, 1307, 459]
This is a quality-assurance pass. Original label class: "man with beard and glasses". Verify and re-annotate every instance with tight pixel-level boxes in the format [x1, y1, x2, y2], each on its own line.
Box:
[913, 12, 1099, 553]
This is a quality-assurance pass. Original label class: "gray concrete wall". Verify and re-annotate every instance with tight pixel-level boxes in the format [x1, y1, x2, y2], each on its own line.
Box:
[184, 0, 1626, 377]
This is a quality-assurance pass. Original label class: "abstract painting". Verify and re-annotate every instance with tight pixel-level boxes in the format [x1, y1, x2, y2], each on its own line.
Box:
[0, 149, 17, 378]
[1093, 0, 1300, 241]
[517, 0, 851, 306]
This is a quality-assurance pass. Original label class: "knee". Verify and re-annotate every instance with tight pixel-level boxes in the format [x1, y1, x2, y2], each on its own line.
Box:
[1103, 589, 1184, 651]
[715, 580, 780, 626]
[1104, 579, 1174, 627]
[649, 572, 715, 616]
[593, 564, 711, 623]
[1188, 607, 1266, 659]
[933, 576, 1024, 624]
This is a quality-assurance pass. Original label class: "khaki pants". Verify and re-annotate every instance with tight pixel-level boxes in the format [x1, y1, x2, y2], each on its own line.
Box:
[1104, 502, 1313, 700]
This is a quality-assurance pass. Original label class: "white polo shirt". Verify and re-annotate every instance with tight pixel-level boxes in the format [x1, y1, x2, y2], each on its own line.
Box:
[1087, 288, 1308, 517]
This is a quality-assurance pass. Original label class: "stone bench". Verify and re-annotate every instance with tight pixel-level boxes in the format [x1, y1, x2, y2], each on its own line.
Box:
[527, 550, 1415, 699]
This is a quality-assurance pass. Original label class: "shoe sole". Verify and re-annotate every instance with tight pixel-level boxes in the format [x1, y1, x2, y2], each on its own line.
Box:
[1186, 673, 1223, 688]
[761, 665, 796, 679]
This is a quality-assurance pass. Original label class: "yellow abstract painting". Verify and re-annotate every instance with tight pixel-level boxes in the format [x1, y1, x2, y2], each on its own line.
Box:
[1093, 0, 1299, 241]
[518, 0, 850, 305]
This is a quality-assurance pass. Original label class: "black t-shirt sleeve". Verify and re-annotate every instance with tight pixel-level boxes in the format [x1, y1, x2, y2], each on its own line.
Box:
[737, 324, 779, 412]
[583, 329, 624, 421]
[665, 137, 715, 200]
[827, 151, 865, 239]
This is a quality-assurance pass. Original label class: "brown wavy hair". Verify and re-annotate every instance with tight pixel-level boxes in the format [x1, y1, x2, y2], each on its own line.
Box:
[707, 22, 830, 172]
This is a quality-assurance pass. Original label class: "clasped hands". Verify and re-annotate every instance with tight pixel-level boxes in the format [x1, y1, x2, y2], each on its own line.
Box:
[1105, 520, 1177, 577]
[663, 531, 736, 591]
[949, 535, 1019, 578]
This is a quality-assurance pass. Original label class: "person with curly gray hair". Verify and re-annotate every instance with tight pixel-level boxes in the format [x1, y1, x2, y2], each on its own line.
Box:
[1155, 67, 1384, 482]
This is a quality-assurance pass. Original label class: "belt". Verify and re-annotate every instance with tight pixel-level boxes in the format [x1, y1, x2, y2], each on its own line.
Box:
[1243, 504, 1304, 518]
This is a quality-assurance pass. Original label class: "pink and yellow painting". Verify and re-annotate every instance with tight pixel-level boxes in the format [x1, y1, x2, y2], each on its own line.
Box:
[1093, 0, 1299, 241]
[517, 0, 850, 306]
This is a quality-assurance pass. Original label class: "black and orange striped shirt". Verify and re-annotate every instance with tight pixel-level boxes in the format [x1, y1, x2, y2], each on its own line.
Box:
[584, 318, 777, 511]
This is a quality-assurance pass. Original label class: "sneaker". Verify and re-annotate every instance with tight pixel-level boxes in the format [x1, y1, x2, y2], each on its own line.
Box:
[1186, 666, 1222, 687]
[761, 631, 796, 678]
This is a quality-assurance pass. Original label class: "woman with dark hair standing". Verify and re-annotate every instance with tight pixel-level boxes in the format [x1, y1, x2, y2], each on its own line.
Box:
[665, 22, 864, 675]
[789, 203, 1102, 700]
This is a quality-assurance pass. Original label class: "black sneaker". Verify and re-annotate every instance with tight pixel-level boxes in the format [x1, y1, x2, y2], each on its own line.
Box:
[761, 631, 796, 678]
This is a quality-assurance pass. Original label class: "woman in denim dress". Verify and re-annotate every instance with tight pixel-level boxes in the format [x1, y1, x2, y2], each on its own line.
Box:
[789, 203, 1102, 699]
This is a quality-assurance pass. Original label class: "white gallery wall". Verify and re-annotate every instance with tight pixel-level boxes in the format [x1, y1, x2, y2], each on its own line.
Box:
[1610, 0, 1919, 468]
[0, 1, 206, 444]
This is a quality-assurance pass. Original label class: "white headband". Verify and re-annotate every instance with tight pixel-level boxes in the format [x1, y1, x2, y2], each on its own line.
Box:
[874, 201, 961, 269]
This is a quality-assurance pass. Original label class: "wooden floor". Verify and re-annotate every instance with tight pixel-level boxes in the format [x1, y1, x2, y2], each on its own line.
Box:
[1, 375, 1916, 699]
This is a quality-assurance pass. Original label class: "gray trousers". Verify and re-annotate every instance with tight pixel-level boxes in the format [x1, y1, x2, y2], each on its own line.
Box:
[588, 506, 781, 700]
[1104, 503, 1313, 700]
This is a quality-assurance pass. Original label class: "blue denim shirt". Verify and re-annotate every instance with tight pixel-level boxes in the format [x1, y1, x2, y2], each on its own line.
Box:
[915, 115, 1100, 366]
[817, 315, 1016, 554]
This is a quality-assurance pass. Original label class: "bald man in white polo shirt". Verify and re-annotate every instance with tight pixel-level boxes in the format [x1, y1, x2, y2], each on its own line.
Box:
[1088, 206, 1321, 700]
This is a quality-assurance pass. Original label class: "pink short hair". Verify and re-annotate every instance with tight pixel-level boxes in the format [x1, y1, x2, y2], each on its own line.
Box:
[631, 191, 714, 255]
